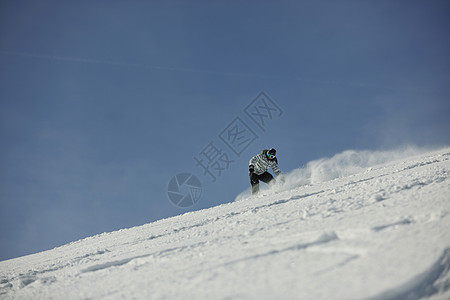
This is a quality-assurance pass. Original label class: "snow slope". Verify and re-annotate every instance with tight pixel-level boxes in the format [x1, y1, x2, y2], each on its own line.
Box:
[1, 147, 449, 300]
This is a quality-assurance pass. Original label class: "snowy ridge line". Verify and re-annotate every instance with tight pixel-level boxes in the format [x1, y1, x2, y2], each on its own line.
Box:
[34, 148, 448, 256]
[0, 147, 449, 299]
[368, 248, 450, 300]
[19, 147, 442, 254]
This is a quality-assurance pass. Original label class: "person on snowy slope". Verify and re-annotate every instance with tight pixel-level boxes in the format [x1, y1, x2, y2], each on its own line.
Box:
[249, 148, 284, 195]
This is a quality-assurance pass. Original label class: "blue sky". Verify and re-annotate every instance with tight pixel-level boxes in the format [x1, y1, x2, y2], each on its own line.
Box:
[1, 1, 449, 260]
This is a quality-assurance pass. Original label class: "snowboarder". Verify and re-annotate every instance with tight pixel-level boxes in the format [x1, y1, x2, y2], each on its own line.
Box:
[249, 148, 284, 195]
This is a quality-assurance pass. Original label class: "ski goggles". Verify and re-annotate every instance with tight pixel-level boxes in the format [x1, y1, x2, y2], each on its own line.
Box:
[267, 153, 276, 159]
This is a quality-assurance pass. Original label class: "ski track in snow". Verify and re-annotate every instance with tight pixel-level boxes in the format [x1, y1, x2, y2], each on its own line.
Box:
[1, 148, 450, 299]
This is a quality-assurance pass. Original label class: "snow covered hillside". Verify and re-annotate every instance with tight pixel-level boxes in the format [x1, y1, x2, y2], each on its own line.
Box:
[1, 147, 449, 300]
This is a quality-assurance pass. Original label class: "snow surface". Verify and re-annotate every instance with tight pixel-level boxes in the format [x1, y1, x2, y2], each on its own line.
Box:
[1, 147, 450, 300]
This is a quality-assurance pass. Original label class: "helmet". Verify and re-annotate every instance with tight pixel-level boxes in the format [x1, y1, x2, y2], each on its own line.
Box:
[267, 148, 277, 160]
